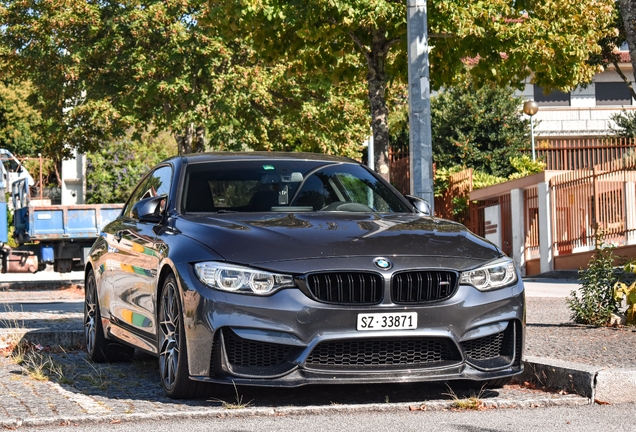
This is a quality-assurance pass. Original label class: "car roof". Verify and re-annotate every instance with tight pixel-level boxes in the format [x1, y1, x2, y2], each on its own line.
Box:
[167, 151, 359, 165]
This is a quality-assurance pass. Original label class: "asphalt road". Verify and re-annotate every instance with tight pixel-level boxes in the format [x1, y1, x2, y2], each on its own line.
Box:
[10, 403, 632, 432]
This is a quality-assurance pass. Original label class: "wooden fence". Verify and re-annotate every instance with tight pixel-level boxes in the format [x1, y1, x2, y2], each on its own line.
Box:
[389, 137, 636, 198]
[389, 149, 410, 195]
[434, 168, 473, 223]
[536, 137, 636, 171]
[469, 194, 513, 257]
[433, 150, 636, 264]
[550, 154, 636, 255]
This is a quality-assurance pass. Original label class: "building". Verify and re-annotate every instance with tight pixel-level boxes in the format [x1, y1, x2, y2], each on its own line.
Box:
[520, 52, 636, 139]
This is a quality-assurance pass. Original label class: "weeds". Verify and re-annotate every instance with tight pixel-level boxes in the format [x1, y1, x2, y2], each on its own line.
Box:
[213, 382, 252, 409]
[17, 348, 75, 384]
[80, 360, 112, 390]
[444, 384, 486, 410]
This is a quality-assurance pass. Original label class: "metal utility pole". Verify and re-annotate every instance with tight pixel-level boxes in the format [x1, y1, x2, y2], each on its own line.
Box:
[407, 0, 434, 213]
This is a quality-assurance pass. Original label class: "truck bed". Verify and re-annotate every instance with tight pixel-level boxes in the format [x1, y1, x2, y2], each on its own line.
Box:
[15, 204, 123, 242]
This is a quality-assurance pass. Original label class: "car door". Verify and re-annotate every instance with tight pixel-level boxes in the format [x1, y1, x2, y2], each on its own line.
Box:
[107, 165, 173, 345]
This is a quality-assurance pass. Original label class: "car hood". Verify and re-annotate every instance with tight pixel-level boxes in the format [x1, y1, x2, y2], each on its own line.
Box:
[175, 212, 501, 266]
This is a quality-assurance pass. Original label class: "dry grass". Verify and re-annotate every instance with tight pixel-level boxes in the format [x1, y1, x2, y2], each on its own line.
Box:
[444, 384, 487, 411]
[212, 382, 253, 409]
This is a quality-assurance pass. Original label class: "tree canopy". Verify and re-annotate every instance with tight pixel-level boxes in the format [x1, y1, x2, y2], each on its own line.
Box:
[86, 130, 176, 204]
[207, 0, 615, 180]
[0, 80, 42, 156]
[0, 0, 369, 160]
[0, 0, 618, 183]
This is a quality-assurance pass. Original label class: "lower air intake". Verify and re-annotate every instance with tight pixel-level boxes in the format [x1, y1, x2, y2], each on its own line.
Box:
[305, 337, 461, 367]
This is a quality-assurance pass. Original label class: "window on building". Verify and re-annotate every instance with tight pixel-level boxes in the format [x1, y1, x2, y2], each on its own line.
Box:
[533, 85, 570, 106]
[595, 82, 632, 106]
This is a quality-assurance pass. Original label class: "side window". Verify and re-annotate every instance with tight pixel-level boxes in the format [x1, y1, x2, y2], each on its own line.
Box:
[123, 166, 172, 219]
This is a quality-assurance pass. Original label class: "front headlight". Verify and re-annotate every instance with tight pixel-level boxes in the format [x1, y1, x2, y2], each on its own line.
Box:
[194, 262, 295, 295]
[460, 257, 517, 291]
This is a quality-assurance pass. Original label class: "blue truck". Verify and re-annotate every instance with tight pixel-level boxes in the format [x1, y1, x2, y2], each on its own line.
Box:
[0, 155, 122, 273]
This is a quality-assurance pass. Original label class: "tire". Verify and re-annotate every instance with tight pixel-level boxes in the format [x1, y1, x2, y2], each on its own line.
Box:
[84, 269, 134, 363]
[158, 274, 208, 399]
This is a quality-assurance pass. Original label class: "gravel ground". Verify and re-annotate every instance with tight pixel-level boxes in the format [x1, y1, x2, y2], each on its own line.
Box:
[525, 297, 636, 368]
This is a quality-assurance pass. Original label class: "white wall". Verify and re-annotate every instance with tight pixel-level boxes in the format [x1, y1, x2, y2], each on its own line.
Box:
[521, 66, 636, 138]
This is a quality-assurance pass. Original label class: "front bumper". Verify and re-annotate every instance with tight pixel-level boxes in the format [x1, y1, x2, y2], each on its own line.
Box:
[176, 262, 525, 387]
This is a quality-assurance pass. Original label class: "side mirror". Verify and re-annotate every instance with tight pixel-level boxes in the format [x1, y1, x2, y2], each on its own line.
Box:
[132, 194, 167, 223]
[405, 195, 432, 216]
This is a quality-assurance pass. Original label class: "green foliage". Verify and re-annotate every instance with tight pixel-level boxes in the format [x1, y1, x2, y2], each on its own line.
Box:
[566, 234, 620, 326]
[474, 171, 509, 189]
[434, 166, 468, 197]
[209, 58, 369, 158]
[431, 78, 530, 177]
[609, 110, 636, 139]
[433, 166, 506, 220]
[614, 281, 636, 325]
[209, 0, 616, 93]
[5, 200, 17, 248]
[0, 0, 368, 159]
[85, 131, 176, 204]
[208, 0, 616, 179]
[614, 260, 636, 325]
[0, 0, 618, 168]
[0, 81, 42, 156]
[507, 155, 546, 180]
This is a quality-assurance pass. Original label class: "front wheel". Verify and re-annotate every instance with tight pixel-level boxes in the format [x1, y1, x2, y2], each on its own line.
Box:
[158, 274, 208, 399]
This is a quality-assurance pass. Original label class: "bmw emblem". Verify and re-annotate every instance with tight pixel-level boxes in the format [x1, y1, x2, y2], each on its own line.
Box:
[373, 257, 392, 270]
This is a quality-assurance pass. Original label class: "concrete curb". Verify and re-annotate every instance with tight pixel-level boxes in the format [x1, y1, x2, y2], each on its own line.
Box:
[0, 279, 84, 290]
[595, 368, 636, 404]
[0, 329, 84, 349]
[520, 356, 636, 404]
[0, 394, 591, 429]
[519, 356, 600, 399]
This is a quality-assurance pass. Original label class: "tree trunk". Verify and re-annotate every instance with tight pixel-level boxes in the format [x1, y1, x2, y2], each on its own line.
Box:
[194, 125, 205, 152]
[175, 123, 195, 155]
[176, 124, 206, 154]
[365, 30, 393, 182]
[620, 0, 636, 90]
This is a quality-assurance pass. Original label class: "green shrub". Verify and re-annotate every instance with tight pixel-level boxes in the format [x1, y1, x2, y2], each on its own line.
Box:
[86, 131, 176, 204]
[566, 234, 620, 326]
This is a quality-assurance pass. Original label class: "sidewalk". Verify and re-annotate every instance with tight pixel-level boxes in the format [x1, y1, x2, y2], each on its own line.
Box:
[0, 275, 634, 428]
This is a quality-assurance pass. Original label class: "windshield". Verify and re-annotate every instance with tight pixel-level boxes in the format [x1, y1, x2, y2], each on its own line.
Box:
[181, 160, 411, 214]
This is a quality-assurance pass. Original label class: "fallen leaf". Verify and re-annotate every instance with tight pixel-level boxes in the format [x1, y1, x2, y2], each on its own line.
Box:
[594, 399, 610, 405]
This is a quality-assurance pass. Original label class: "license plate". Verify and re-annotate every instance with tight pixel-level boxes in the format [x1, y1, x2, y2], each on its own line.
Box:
[356, 312, 417, 331]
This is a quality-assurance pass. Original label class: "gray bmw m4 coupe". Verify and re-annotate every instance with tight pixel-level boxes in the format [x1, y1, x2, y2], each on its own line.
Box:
[84, 152, 525, 399]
